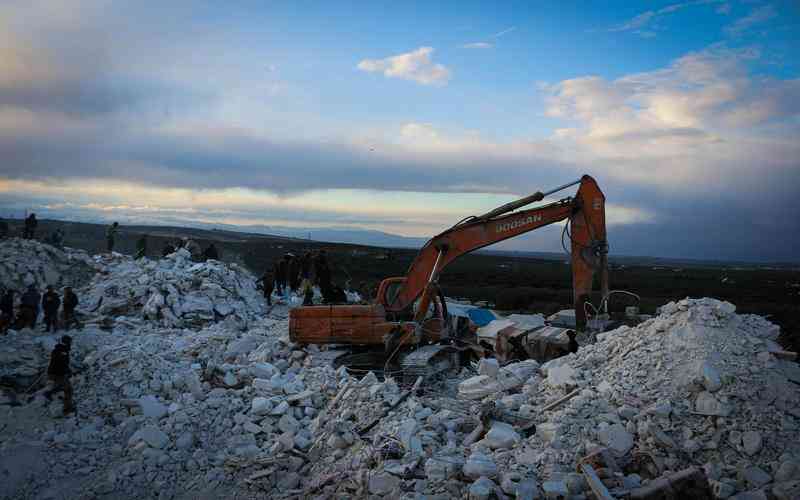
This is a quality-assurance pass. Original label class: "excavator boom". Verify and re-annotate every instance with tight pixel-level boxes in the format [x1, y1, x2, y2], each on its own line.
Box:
[388, 174, 607, 330]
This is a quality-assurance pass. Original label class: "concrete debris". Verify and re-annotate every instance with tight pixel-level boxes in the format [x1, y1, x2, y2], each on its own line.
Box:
[1, 241, 798, 500]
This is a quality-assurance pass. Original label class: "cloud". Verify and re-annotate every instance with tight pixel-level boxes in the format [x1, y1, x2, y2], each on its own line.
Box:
[357, 47, 451, 86]
[492, 27, 516, 38]
[461, 42, 493, 49]
[725, 5, 777, 35]
[543, 46, 800, 194]
[606, 0, 726, 37]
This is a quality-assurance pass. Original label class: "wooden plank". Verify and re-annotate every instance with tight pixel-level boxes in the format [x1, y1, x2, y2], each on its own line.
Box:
[542, 388, 581, 412]
[580, 463, 615, 500]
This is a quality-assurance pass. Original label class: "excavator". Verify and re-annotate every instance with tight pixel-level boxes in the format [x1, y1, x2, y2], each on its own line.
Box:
[289, 175, 609, 376]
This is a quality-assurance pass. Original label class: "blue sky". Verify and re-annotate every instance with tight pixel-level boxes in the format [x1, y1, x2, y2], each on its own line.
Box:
[0, 0, 798, 261]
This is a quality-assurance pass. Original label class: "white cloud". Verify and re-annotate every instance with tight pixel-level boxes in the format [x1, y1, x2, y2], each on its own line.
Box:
[357, 47, 451, 86]
[725, 5, 777, 35]
[606, 0, 727, 37]
[492, 26, 516, 38]
[461, 42, 493, 49]
[543, 46, 800, 189]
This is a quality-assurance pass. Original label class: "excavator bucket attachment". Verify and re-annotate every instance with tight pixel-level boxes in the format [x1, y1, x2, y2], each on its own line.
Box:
[570, 175, 608, 331]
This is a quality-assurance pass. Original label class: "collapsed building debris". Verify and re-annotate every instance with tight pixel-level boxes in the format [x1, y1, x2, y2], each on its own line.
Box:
[1, 239, 799, 499]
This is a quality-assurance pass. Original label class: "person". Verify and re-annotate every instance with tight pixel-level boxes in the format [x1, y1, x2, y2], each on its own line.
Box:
[273, 261, 284, 296]
[0, 289, 13, 334]
[288, 254, 300, 292]
[301, 278, 314, 306]
[42, 285, 61, 332]
[314, 250, 332, 291]
[203, 243, 219, 261]
[44, 335, 75, 415]
[277, 256, 289, 296]
[51, 229, 64, 249]
[162, 241, 175, 257]
[258, 270, 274, 306]
[20, 285, 40, 329]
[24, 213, 38, 239]
[135, 234, 147, 259]
[300, 251, 312, 280]
[106, 222, 119, 252]
[183, 238, 202, 261]
[62, 287, 79, 331]
[0, 218, 9, 239]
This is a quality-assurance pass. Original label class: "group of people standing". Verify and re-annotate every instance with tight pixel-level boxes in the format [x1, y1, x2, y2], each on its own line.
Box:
[0, 285, 80, 334]
[259, 249, 343, 306]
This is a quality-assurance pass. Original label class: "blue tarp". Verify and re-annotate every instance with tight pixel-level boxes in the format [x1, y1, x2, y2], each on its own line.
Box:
[467, 308, 496, 327]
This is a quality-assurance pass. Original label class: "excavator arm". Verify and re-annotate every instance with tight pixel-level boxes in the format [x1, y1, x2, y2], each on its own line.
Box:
[386, 175, 608, 331]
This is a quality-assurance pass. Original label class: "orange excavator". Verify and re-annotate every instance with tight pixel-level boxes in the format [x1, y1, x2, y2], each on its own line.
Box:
[289, 175, 609, 372]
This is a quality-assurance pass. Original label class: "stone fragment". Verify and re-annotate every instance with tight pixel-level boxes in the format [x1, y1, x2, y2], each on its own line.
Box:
[425, 454, 464, 481]
[515, 479, 542, 500]
[251, 397, 271, 416]
[695, 391, 732, 417]
[484, 421, 521, 450]
[701, 361, 722, 392]
[138, 395, 168, 420]
[135, 426, 169, 449]
[542, 480, 568, 499]
[743, 467, 771, 488]
[469, 477, 497, 500]
[176, 432, 195, 450]
[479, 358, 500, 377]
[741, 431, 762, 457]
[547, 364, 577, 388]
[597, 423, 634, 456]
[368, 472, 400, 495]
[463, 452, 498, 480]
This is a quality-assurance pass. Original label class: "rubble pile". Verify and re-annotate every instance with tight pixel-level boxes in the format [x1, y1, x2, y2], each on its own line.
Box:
[0, 238, 97, 291]
[2, 241, 799, 500]
[294, 298, 800, 499]
[79, 248, 265, 329]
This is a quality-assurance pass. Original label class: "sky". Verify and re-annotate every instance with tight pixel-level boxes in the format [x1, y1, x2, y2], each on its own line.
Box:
[0, 0, 798, 261]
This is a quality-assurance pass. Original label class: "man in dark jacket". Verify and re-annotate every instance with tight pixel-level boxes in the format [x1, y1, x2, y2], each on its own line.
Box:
[20, 285, 40, 329]
[42, 285, 61, 332]
[135, 234, 147, 259]
[24, 213, 38, 239]
[44, 335, 74, 415]
[300, 251, 312, 280]
[277, 257, 289, 297]
[62, 287, 79, 331]
[0, 289, 13, 334]
[314, 250, 332, 290]
[106, 222, 119, 252]
[203, 243, 219, 261]
[288, 254, 300, 292]
[258, 270, 274, 306]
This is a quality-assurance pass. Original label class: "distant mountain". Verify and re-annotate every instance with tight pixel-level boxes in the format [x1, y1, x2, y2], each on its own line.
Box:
[233, 225, 428, 248]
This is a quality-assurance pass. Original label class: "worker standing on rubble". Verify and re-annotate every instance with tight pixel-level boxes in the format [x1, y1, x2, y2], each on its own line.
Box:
[300, 251, 312, 280]
[62, 287, 79, 331]
[203, 243, 219, 261]
[135, 234, 147, 259]
[20, 285, 40, 329]
[258, 270, 274, 306]
[314, 250, 332, 291]
[278, 255, 290, 298]
[273, 260, 284, 296]
[0, 218, 8, 239]
[24, 213, 38, 239]
[106, 222, 119, 253]
[288, 254, 300, 293]
[44, 335, 75, 415]
[0, 289, 13, 334]
[162, 241, 175, 257]
[42, 285, 61, 332]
